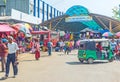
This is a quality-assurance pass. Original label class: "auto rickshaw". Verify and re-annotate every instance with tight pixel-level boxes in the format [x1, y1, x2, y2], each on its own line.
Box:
[78, 39, 114, 64]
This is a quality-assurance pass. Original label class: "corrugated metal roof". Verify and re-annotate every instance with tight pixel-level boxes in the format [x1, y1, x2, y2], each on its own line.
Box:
[40, 6, 120, 32]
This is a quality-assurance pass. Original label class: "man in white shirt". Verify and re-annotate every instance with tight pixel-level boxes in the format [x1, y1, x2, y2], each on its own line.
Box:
[3, 36, 19, 79]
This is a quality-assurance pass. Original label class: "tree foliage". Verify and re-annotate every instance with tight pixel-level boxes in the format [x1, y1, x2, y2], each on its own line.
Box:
[3, 0, 6, 4]
[112, 6, 120, 20]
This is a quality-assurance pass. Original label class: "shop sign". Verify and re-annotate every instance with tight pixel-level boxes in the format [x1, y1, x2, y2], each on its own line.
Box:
[65, 16, 92, 22]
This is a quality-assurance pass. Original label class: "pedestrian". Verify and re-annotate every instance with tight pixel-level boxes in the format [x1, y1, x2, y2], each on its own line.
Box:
[59, 40, 64, 52]
[47, 40, 53, 56]
[115, 42, 120, 60]
[31, 39, 35, 54]
[2, 36, 19, 79]
[110, 38, 117, 56]
[64, 41, 69, 54]
[0, 38, 8, 72]
[34, 39, 40, 60]
[96, 42, 103, 52]
[69, 40, 73, 52]
[76, 40, 80, 49]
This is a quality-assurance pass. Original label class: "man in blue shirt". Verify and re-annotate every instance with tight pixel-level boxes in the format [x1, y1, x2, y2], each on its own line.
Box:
[47, 40, 53, 56]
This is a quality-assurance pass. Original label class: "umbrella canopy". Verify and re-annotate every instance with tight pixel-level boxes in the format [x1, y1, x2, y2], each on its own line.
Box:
[12, 23, 31, 37]
[0, 24, 16, 32]
[12, 23, 24, 31]
[12, 23, 33, 31]
[24, 23, 33, 30]
[102, 32, 113, 37]
[115, 32, 120, 37]
[19, 26, 31, 37]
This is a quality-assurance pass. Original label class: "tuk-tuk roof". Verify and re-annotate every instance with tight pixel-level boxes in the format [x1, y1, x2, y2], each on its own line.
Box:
[79, 39, 110, 50]
[80, 39, 109, 42]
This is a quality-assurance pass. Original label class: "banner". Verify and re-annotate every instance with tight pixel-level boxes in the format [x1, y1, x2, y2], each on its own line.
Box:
[65, 16, 92, 22]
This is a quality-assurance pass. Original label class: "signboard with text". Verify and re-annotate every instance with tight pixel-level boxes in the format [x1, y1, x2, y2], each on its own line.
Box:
[11, 9, 41, 24]
[65, 16, 92, 22]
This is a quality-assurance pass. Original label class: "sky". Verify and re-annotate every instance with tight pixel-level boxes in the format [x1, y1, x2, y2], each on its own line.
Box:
[43, 0, 120, 17]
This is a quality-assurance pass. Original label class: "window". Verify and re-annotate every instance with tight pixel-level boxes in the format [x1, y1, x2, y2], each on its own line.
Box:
[0, 6, 6, 16]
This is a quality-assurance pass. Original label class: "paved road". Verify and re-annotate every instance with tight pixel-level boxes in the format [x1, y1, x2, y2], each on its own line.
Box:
[0, 50, 120, 82]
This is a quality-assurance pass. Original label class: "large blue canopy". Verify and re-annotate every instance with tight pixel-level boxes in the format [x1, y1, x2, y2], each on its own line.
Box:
[66, 5, 89, 16]
[65, 5, 102, 30]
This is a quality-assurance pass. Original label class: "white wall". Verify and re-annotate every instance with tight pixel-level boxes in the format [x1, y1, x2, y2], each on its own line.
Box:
[11, 9, 41, 24]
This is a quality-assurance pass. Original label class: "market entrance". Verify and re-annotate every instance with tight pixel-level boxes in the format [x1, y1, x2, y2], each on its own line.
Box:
[40, 5, 120, 33]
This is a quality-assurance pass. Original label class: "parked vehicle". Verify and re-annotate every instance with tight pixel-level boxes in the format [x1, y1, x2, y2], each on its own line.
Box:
[78, 39, 114, 64]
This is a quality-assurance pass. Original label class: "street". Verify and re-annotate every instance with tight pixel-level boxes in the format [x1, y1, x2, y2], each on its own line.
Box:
[0, 50, 120, 82]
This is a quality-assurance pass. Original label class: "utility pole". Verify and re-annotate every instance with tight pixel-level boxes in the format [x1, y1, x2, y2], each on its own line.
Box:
[109, 20, 112, 32]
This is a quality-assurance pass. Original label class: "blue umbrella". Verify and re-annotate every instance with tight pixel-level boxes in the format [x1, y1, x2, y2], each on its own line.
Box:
[102, 32, 113, 37]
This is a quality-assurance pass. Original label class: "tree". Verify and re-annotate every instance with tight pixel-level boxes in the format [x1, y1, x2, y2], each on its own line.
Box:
[112, 6, 120, 20]
[3, 0, 6, 4]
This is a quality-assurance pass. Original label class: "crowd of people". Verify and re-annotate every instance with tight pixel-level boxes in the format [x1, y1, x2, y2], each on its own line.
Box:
[96, 38, 120, 60]
[0, 36, 41, 79]
[1, 30, 120, 80]
[0, 32, 80, 79]
[54, 40, 75, 54]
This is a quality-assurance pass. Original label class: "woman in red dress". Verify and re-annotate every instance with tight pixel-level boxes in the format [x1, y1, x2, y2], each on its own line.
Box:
[34, 39, 40, 60]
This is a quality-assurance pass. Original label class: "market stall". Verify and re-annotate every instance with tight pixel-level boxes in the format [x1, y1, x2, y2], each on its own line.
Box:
[0, 23, 16, 39]
[31, 30, 50, 51]
[11, 23, 32, 53]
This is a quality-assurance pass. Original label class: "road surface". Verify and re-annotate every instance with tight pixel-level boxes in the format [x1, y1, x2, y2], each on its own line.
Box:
[0, 50, 120, 82]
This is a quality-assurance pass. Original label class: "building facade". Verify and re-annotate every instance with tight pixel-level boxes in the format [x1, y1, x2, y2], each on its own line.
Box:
[0, 0, 6, 16]
[0, 0, 63, 24]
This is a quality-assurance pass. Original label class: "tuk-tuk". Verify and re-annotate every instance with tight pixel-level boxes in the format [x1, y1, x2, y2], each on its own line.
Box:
[78, 39, 114, 64]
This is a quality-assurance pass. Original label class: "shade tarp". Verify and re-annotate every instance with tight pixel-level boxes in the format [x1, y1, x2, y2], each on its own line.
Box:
[0, 24, 16, 32]
[80, 28, 94, 32]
